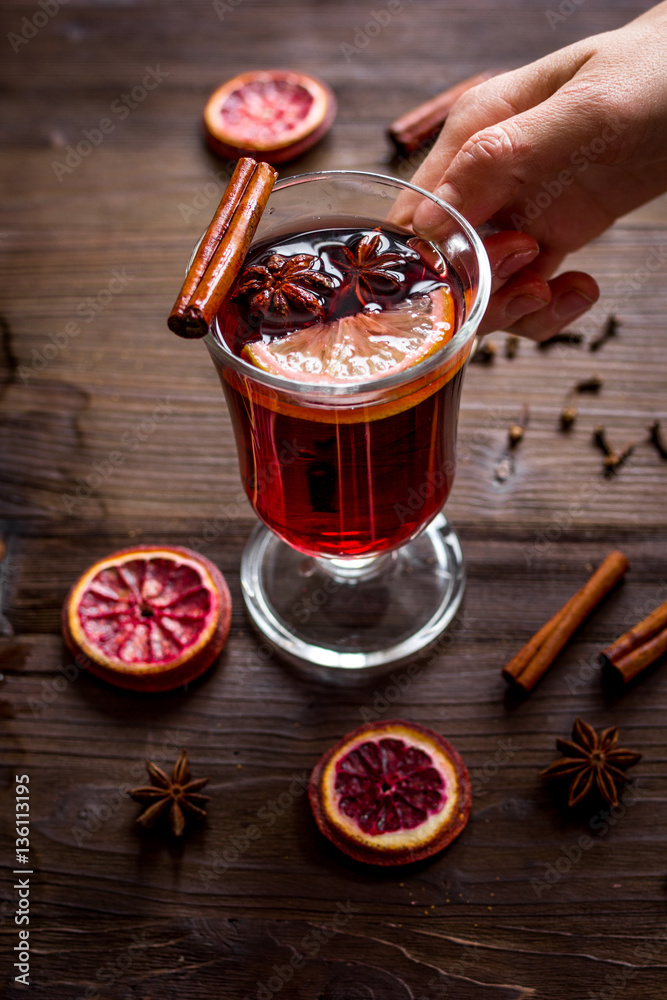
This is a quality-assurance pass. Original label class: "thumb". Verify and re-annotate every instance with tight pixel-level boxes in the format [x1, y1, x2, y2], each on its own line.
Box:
[413, 76, 621, 231]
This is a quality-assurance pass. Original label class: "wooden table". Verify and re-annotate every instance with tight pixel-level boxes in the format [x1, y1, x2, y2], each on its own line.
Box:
[2, 1, 666, 996]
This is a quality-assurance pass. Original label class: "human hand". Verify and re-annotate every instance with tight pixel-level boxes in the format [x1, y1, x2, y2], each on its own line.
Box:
[394, 2, 667, 339]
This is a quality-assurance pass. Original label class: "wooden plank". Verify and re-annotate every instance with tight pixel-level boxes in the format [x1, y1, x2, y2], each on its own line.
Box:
[1, 0, 666, 996]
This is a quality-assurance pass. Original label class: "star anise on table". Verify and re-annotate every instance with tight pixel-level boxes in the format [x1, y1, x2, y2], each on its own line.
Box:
[128, 750, 210, 837]
[327, 233, 407, 303]
[541, 717, 642, 808]
[233, 253, 335, 325]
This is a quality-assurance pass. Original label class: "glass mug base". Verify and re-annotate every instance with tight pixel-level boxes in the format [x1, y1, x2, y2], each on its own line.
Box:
[240, 513, 465, 678]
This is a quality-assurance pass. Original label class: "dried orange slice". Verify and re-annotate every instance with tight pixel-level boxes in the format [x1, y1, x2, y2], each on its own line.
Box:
[204, 69, 336, 165]
[62, 545, 231, 692]
[243, 286, 456, 384]
[309, 719, 471, 866]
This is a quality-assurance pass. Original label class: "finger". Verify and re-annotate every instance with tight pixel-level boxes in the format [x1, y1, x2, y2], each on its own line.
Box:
[391, 46, 593, 228]
[483, 231, 540, 293]
[389, 70, 543, 227]
[478, 270, 552, 337]
[414, 84, 621, 233]
[506, 271, 599, 341]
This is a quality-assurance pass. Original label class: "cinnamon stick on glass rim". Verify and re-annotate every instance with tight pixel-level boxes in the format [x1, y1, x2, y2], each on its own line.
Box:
[600, 598, 667, 684]
[168, 157, 256, 335]
[502, 550, 630, 693]
[388, 70, 502, 156]
[168, 159, 278, 339]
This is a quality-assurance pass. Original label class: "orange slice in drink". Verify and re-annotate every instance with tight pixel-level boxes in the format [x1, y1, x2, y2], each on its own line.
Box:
[242, 286, 456, 384]
[62, 545, 231, 692]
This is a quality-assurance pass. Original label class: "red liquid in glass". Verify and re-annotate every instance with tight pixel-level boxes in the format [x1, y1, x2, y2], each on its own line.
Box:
[213, 225, 467, 559]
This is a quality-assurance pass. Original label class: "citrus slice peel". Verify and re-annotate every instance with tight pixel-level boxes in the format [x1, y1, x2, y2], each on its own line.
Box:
[62, 545, 231, 692]
[309, 719, 471, 865]
[204, 69, 336, 165]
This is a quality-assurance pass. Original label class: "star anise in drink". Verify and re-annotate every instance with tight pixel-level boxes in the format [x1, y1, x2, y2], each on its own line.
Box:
[327, 233, 408, 305]
[541, 718, 641, 808]
[233, 253, 335, 326]
[128, 750, 210, 837]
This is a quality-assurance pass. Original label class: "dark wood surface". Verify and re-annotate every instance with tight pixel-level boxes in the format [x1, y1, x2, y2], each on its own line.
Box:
[2, 2, 666, 997]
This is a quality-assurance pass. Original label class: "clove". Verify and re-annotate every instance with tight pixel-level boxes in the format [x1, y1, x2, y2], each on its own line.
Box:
[537, 330, 584, 349]
[470, 341, 496, 365]
[505, 335, 520, 359]
[560, 404, 578, 431]
[648, 420, 667, 460]
[558, 376, 602, 431]
[589, 315, 619, 352]
[495, 406, 528, 481]
[508, 405, 529, 449]
[575, 375, 603, 393]
[593, 425, 634, 476]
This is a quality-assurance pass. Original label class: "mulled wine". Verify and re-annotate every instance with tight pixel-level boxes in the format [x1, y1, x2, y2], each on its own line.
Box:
[211, 224, 469, 559]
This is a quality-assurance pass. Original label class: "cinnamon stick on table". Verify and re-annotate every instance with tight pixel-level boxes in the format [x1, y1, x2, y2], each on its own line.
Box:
[502, 588, 580, 684]
[600, 599, 667, 684]
[502, 551, 630, 693]
[388, 70, 502, 156]
[168, 158, 278, 339]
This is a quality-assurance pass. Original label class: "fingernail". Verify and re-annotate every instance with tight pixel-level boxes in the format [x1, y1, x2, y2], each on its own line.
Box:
[496, 248, 539, 280]
[432, 182, 461, 209]
[506, 294, 547, 322]
[555, 290, 596, 321]
[413, 183, 461, 234]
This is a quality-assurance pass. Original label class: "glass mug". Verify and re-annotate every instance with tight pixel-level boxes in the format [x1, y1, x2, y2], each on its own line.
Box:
[203, 171, 490, 676]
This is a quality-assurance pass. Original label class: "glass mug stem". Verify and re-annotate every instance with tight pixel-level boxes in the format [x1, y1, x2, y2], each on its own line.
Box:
[313, 551, 396, 584]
